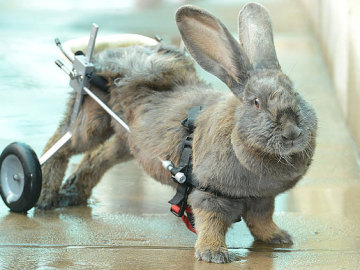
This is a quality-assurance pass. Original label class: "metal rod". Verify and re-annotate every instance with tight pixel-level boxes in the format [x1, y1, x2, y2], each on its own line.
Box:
[86, 24, 99, 63]
[55, 38, 74, 63]
[55, 60, 75, 79]
[40, 25, 100, 166]
[83, 86, 131, 132]
[39, 132, 72, 165]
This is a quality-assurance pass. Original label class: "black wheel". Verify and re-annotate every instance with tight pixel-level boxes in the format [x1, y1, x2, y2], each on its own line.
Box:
[0, 142, 42, 212]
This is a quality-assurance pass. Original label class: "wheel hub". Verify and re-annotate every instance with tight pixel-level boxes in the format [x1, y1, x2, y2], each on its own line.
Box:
[0, 154, 25, 204]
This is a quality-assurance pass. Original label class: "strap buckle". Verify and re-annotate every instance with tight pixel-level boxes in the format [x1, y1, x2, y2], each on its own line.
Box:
[168, 184, 192, 216]
[170, 204, 196, 234]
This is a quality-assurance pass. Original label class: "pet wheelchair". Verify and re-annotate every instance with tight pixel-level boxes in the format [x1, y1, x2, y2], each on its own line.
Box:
[0, 24, 187, 213]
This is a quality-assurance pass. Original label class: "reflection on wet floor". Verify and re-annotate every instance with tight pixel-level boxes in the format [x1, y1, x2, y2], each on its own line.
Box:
[1, 0, 360, 269]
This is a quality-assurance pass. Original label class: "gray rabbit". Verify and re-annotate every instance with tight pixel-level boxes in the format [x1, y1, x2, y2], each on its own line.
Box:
[37, 3, 317, 264]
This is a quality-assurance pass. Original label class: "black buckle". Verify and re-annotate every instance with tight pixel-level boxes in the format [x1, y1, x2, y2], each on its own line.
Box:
[169, 185, 192, 217]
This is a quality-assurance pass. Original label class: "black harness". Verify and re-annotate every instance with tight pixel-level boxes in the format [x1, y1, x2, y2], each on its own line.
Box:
[87, 72, 109, 92]
[167, 106, 243, 233]
[167, 106, 202, 232]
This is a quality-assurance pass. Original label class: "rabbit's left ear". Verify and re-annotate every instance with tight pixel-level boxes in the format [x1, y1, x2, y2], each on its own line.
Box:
[176, 5, 252, 97]
[238, 3, 281, 70]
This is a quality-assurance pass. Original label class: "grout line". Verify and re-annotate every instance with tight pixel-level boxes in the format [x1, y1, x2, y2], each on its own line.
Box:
[0, 244, 359, 254]
[0, 244, 193, 250]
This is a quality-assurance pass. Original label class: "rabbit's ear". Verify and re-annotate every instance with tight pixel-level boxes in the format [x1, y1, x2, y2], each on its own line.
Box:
[238, 3, 280, 70]
[176, 5, 252, 97]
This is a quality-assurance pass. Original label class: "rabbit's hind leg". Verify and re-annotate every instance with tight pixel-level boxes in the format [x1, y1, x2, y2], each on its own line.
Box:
[243, 197, 293, 244]
[37, 94, 113, 210]
[58, 132, 132, 207]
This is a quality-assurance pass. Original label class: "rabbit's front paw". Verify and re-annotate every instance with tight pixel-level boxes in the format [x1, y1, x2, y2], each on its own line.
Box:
[268, 229, 293, 245]
[195, 247, 230, 264]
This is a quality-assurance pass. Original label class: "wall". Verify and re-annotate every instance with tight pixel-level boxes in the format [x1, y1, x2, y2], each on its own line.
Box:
[301, 0, 360, 153]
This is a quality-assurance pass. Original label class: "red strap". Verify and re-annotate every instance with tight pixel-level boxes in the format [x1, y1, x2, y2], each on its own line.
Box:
[185, 206, 193, 213]
[182, 214, 197, 234]
[170, 205, 196, 234]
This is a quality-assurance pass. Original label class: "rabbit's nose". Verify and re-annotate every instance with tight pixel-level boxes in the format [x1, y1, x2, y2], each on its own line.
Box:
[282, 124, 301, 141]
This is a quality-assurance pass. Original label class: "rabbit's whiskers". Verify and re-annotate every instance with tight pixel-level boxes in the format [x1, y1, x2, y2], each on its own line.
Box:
[274, 141, 295, 167]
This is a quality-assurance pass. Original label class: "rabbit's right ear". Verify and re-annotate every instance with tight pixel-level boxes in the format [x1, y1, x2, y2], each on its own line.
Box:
[176, 5, 252, 97]
[238, 3, 280, 70]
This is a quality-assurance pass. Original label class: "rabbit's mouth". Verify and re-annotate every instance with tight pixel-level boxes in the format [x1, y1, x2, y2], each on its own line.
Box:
[283, 137, 301, 148]
[276, 133, 309, 157]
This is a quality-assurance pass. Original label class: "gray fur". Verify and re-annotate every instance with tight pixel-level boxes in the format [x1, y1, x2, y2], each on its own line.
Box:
[37, 3, 317, 264]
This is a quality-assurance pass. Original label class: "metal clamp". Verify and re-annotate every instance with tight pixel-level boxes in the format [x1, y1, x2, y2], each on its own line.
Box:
[161, 160, 187, 184]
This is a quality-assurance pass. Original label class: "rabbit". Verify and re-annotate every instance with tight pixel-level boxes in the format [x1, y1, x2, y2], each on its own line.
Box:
[36, 2, 317, 264]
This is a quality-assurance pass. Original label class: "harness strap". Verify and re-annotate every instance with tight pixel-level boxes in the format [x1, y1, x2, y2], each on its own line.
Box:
[168, 106, 243, 233]
[181, 106, 202, 133]
[87, 72, 109, 92]
[168, 106, 201, 231]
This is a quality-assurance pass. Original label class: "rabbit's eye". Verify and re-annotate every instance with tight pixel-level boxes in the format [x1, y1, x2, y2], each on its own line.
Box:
[254, 98, 260, 109]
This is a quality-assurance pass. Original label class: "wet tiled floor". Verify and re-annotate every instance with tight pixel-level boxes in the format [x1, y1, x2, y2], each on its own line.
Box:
[1, 0, 360, 269]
